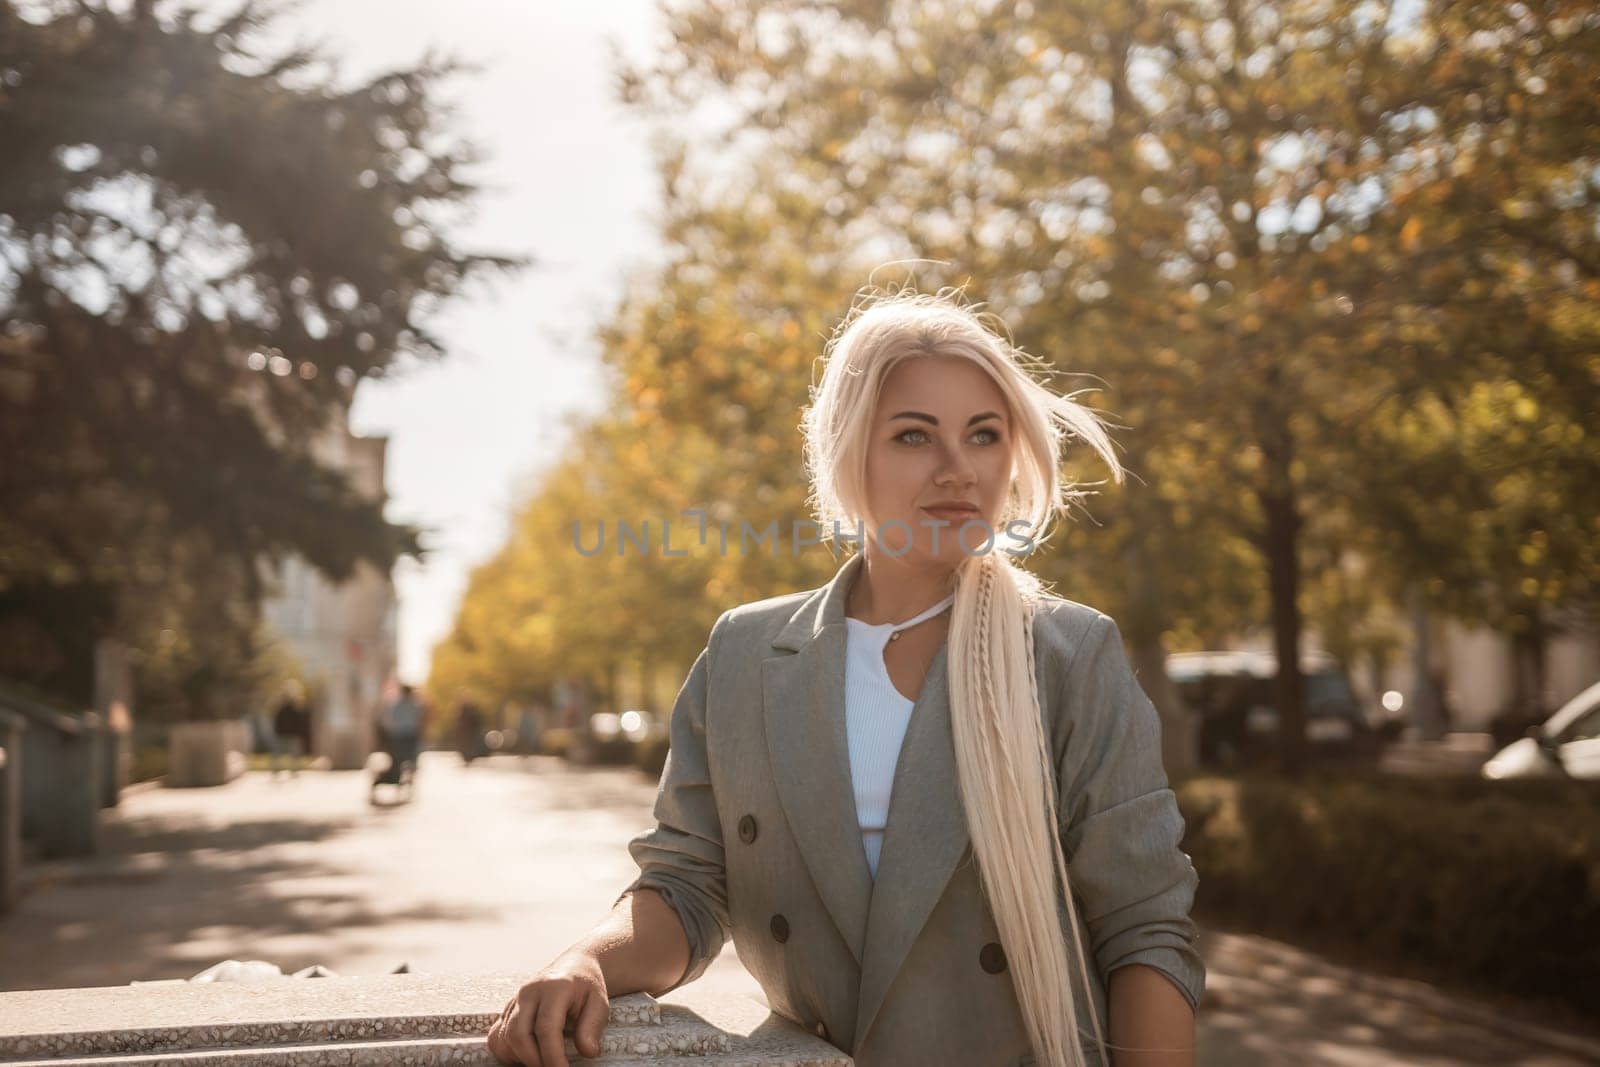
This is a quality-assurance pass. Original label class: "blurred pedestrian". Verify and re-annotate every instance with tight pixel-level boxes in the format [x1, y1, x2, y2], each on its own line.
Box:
[517, 704, 542, 755]
[456, 698, 488, 765]
[372, 684, 424, 802]
[271, 680, 310, 779]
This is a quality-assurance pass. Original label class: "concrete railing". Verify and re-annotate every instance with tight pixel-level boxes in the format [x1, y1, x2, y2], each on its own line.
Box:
[166, 719, 251, 788]
[97, 716, 128, 809]
[0, 973, 852, 1066]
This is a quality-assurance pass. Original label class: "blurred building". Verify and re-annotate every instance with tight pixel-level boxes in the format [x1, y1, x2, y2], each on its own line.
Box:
[258, 405, 399, 770]
[1430, 611, 1597, 731]
[1231, 550, 1598, 737]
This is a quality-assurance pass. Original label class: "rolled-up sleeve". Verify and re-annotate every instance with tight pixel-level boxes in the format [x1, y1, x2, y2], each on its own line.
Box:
[613, 626, 732, 995]
[1056, 613, 1205, 1012]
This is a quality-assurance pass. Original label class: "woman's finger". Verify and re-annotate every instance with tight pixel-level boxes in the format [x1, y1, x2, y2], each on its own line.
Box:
[486, 1003, 522, 1066]
[572, 986, 610, 1060]
[532, 986, 576, 1067]
[506, 994, 548, 1067]
[486, 1016, 514, 1066]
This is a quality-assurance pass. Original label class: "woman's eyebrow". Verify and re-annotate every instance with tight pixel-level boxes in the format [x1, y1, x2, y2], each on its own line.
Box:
[889, 410, 1005, 425]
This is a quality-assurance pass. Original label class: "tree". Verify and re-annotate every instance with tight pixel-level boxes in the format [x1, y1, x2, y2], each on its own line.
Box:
[615, 0, 1600, 771]
[0, 0, 519, 711]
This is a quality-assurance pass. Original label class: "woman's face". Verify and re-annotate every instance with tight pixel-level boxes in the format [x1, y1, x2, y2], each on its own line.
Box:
[860, 354, 1015, 566]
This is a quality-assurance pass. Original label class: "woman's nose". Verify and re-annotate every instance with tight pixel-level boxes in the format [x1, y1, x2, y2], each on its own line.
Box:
[934, 442, 977, 486]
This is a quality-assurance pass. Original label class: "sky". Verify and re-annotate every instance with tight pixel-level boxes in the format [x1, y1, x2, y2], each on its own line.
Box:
[262, 1, 669, 683]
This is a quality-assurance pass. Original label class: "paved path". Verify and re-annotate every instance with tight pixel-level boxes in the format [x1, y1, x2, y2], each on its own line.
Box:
[2, 753, 1597, 1065]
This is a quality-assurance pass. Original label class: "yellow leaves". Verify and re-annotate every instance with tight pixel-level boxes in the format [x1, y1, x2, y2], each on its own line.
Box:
[1351, 235, 1371, 254]
[1400, 216, 1423, 252]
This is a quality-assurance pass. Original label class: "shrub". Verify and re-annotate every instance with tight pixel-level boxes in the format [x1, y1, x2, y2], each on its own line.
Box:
[1176, 771, 1600, 1019]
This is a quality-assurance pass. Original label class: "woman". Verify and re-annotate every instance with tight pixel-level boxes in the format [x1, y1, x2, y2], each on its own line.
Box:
[487, 289, 1204, 1066]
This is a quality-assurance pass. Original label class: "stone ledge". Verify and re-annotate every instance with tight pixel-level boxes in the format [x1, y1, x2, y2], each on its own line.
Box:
[0, 972, 851, 1066]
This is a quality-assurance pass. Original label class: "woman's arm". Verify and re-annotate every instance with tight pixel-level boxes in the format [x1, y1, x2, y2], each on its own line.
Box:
[570, 886, 693, 997]
[488, 632, 730, 1067]
[1107, 963, 1197, 1066]
[1052, 612, 1206, 1043]
[615, 629, 733, 994]
[488, 886, 694, 1067]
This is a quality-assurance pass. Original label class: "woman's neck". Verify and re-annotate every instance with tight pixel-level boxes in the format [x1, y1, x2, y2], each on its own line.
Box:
[846, 550, 956, 626]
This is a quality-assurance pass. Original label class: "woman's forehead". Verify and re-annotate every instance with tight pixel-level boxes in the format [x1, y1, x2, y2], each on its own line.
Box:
[877, 356, 1009, 416]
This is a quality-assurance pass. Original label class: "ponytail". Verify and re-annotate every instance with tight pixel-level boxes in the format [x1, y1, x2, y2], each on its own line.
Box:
[948, 549, 1106, 1066]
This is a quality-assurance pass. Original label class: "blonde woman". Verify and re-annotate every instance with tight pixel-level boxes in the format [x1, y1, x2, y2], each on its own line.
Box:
[488, 289, 1204, 1066]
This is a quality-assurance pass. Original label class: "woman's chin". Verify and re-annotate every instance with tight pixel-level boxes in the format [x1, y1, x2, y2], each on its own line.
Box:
[901, 541, 994, 567]
[866, 519, 1001, 563]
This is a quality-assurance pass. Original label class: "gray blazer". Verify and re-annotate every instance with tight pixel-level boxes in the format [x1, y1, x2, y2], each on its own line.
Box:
[618, 552, 1204, 1066]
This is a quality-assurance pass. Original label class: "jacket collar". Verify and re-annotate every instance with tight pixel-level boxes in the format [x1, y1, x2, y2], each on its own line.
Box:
[770, 549, 859, 651]
[762, 551, 971, 1051]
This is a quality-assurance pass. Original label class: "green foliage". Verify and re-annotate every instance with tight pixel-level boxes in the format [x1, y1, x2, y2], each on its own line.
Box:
[0, 0, 520, 713]
[438, 1, 1599, 741]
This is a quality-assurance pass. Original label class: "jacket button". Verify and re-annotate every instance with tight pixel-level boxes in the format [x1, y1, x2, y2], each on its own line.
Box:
[770, 914, 789, 943]
[980, 941, 1007, 974]
[738, 814, 758, 843]
[814, 1020, 829, 1041]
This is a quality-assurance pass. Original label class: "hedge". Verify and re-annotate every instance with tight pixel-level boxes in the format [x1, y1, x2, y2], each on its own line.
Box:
[1175, 770, 1600, 1020]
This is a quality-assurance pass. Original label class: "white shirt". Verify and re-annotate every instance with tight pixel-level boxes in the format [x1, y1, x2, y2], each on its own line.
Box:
[844, 592, 956, 879]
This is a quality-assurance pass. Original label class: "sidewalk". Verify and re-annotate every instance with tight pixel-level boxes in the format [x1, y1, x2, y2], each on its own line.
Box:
[1377, 733, 1496, 778]
[1197, 924, 1600, 1065]
[3, 756, 1597, 1064]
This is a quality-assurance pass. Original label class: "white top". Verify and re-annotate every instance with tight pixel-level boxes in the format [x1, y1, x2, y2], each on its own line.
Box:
[843, 591, 956, 879]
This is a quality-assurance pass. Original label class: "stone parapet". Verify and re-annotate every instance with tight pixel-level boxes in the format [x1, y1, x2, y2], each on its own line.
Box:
[0, 972, 852, 1066]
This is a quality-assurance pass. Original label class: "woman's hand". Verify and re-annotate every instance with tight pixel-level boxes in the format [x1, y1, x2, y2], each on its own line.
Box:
[486, 950, 611, 1067]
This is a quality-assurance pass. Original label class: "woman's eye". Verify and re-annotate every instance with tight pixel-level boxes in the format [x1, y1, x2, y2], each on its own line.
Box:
[894, 427, 1002, 445]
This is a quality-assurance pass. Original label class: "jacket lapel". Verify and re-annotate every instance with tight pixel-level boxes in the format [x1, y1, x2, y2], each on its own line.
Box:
[852, 638, 965, 1049]
[764, 552, 875, 966]
[763, 552, 972, 1050]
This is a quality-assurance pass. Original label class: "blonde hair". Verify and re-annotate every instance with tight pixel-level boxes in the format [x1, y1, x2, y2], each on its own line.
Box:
[801, 285, 1126, 1066]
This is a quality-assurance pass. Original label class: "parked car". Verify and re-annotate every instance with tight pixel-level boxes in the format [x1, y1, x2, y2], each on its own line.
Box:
[1166, 649, 1388, 769]
[564, 710, 638, 766]
[1481, 680, 1600, 780]
[621, 709, 671, 776]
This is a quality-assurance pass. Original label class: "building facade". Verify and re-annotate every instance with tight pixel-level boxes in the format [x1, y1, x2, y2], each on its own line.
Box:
[259, 411, 399, 770]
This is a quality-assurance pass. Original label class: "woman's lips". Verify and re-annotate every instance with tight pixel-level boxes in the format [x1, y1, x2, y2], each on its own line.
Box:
[921, 506, 981, 522]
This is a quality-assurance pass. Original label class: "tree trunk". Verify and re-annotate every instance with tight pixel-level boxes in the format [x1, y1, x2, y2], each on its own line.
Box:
[1261, 441, 1308, 775]
[1407, 583, 1448, 740]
